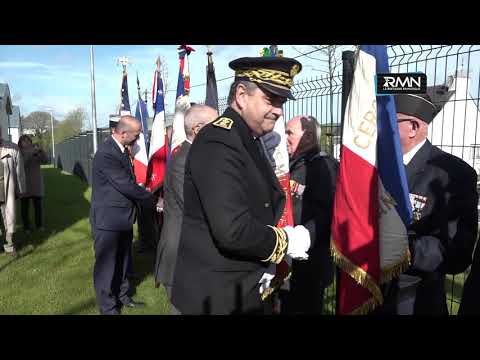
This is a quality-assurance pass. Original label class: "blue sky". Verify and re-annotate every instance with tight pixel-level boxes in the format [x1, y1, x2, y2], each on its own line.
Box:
[0, 45, 346, 128]
[1, 45, 478, 129]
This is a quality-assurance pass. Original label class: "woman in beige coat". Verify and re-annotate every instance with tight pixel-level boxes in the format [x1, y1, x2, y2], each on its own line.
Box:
[0, 133, 26, 256]
[18, 135, 48, 233]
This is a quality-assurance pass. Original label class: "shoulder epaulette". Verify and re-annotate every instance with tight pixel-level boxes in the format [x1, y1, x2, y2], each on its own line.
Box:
[212, 117, 234, 130]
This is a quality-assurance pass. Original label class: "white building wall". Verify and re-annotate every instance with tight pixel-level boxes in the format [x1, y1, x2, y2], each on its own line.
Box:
[428, 75, 480, 173]
[9, 127, 20, 144]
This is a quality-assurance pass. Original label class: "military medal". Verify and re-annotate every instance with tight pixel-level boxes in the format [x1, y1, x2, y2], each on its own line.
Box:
[409, 193, 427, 221]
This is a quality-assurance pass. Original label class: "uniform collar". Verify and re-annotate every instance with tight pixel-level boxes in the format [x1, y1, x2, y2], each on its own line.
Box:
[403, 139, 427, 165]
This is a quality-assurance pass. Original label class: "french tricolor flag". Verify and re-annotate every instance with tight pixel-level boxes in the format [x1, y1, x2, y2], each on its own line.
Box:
[331, 45, 413, 315]
[131, 95, 150, 185]
[145, 68, 168, 193]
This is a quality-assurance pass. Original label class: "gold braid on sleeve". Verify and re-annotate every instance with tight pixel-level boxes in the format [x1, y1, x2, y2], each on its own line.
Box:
[262, 226, 288, 264]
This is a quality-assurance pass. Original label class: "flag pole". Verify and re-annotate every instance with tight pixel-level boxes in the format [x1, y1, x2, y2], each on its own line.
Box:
[90, 45, 98, 155]
[136, 71, 144, 130]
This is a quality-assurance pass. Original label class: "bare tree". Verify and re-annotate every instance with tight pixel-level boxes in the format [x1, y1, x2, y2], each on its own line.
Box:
[22, 111, 56, 136]
[290, 45, 356, 155]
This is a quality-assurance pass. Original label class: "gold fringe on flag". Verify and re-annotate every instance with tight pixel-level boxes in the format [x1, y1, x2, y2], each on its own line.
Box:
[380, 248, 411, 284]
[331, 238, 384, 314]
[350, 297, 382, 315]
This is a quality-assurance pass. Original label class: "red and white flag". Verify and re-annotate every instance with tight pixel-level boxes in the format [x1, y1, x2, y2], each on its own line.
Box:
[331, 45, 413, 314]
[131, 74, 150, 185]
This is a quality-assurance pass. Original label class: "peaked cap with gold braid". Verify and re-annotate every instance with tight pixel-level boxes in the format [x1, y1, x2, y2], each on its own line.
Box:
[229, 57, 302, 100]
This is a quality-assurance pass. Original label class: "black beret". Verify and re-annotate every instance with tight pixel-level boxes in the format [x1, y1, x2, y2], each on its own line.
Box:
[394, 94, 437, 124]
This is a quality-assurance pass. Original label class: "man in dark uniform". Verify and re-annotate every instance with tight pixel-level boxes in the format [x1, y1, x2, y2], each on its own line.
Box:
[91, 115, 155, 315]
[171, 56, 312, 315]
[392, 94, 478, 315]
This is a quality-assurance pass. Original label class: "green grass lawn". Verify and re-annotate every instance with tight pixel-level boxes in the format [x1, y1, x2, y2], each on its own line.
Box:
[0, 166, 170, 315]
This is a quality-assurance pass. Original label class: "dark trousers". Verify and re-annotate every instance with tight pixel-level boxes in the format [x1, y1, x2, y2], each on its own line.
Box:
[21, 196, 43, 230]
[137, 204, 157, 250]
[281, 262, 327, 314]
[93, 227, 133, 314]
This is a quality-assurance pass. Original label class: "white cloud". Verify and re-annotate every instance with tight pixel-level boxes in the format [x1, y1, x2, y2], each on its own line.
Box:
[0, 61, 53, 69]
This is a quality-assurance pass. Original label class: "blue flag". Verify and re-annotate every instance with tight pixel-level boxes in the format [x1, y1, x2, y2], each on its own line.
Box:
[135, 97, 149, 147]
[362, 45, 413, 226]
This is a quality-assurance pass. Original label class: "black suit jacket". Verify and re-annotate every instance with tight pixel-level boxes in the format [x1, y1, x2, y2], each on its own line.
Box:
[154, 141, 190, 293]
[171, 107, 286, 314]
[404, 140, 478, 314]
[90, 136, 154, 232]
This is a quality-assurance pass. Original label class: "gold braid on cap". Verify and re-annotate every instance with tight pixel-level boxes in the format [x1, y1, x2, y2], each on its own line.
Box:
[235, 68, 293, 89]
[262, 226, 288, 264]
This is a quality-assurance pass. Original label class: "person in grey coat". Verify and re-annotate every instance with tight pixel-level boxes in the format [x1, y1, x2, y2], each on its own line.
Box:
[18, 135, 48, 233]
[154, 104, 218, 314]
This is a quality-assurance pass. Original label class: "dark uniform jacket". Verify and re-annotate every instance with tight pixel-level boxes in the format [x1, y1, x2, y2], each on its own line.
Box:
[171, 107, 286, 314]
[404, 140, 478, 315]
[154, 141, 191, 297]
[90, 136, 154, 232]
[288, 150, 337, 303]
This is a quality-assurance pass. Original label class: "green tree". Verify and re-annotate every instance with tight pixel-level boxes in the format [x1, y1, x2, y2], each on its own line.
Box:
[55, 107, 87, 144]
[21, 111, 59, 155]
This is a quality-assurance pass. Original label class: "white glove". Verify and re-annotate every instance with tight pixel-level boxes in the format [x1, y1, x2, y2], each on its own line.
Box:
[175, 95, 191, 113]
[284, 225, 310, 260]
[258, 264, 276, 294]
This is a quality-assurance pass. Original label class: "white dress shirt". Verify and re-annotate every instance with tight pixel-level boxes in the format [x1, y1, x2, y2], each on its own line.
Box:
[111, 135, 125, 153]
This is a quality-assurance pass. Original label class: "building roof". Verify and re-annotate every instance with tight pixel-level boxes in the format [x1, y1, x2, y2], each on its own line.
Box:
[10, 105, 21, 127]
[0, 83, 12, 115]
[426, 84, 455, 115]
[0, 83, 8, 98]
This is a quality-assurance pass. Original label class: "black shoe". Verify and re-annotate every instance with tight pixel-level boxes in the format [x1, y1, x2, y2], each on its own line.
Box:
[100, 309, 120, 315]
[122, 300, 145, 308]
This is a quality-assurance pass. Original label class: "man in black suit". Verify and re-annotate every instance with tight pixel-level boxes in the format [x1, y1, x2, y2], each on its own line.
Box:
[171, 56, 312, 315]
[90, 115, 155, 315]
[154, 104, 218, 314]
[392, 94, 478, 315]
